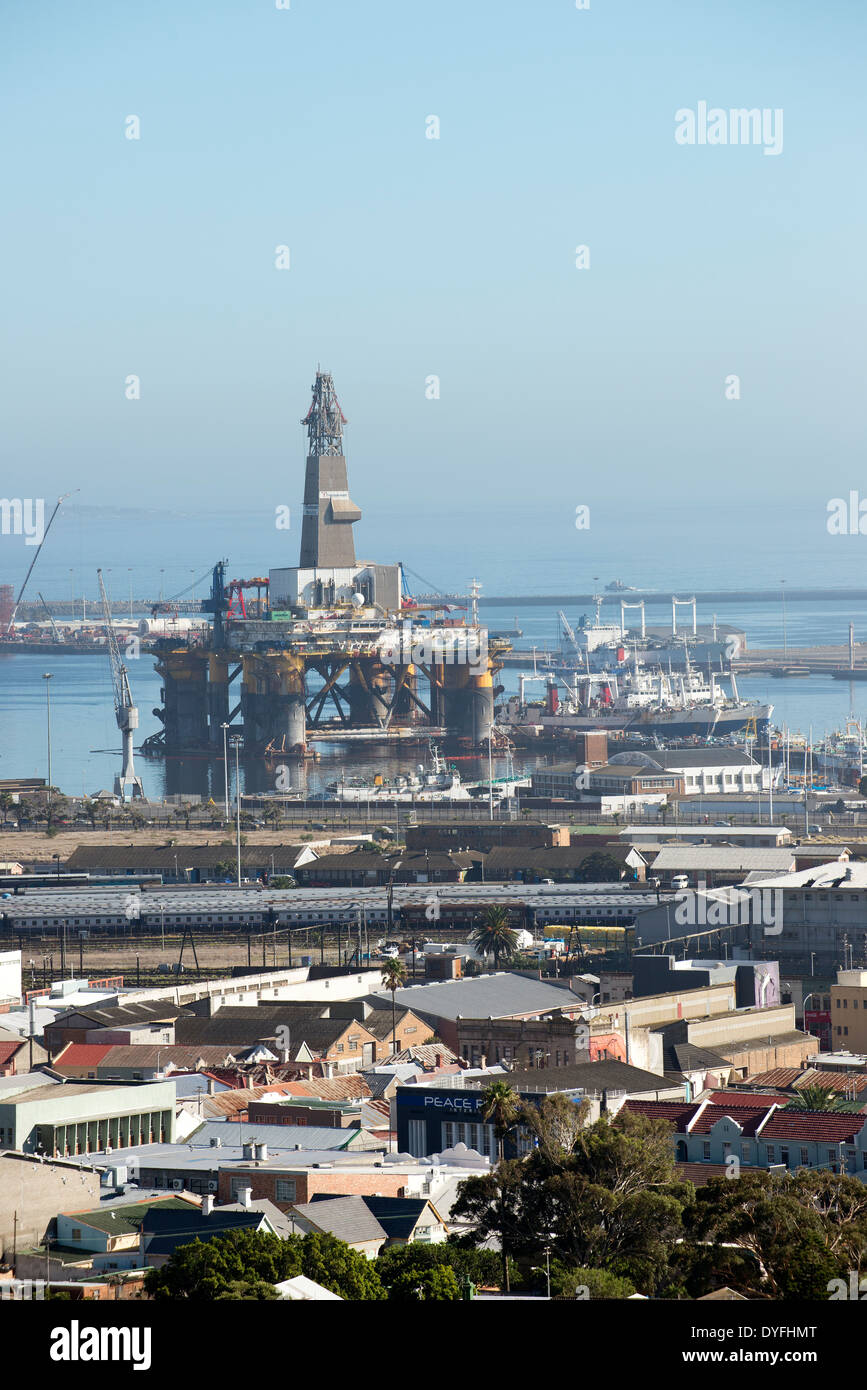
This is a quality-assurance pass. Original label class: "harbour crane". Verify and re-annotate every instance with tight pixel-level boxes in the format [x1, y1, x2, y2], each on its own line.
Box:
[37, 593, 62, 642]
[558, 609, 580, 655]
[97, 568, 143, 801]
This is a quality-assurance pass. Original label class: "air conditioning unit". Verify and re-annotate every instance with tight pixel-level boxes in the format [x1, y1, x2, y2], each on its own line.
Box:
[172, 1179, 183, 1190]
[207, 1181, 218, 1192]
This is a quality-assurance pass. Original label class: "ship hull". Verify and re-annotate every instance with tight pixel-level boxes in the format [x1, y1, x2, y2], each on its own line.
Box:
[503, 703, 772, 743]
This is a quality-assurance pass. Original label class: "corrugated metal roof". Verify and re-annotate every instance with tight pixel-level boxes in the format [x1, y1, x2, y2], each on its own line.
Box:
[650, 848, 796, 870]
[292, 1196, 386, 1245]
[369, 973, 578, 1023]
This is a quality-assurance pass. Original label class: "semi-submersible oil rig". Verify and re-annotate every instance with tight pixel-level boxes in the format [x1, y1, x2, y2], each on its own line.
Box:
[143, 370, 510, 757]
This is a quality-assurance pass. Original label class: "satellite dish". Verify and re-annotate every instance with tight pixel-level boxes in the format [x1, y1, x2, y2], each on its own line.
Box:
[351, 592, 365, 608]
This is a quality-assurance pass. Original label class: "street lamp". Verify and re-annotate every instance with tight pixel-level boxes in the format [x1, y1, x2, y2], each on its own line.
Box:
[488, 731, 494, 821]
[221, 723, 230, 821]
[230, 736, 243, 887]
[42, 674, 53, 807]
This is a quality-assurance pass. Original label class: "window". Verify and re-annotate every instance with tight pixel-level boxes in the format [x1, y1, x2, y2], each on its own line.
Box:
[71, 1229, 81, 1241]
[702, 1142, 711, 1160]
[799, 1147, 809, 1166]
[766, 1145, 775, 1162]
[780, 1147, 789, 1166]
[740, 1143, 750, 1162]
[275, 1179, 297, 1202]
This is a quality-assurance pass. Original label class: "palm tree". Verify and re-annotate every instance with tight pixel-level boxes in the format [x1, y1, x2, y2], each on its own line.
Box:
[0, 791, 14, 827]
[471, 906, 518, 971]
[481, 1080, 523, 1162]
[480, 1080, 523, 1293]
[788, 1085, 844, 1112]
[381, 957, 408, 1057]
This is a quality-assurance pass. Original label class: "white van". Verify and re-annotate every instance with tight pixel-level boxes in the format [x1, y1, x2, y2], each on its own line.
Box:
[671, 874, 689, 891]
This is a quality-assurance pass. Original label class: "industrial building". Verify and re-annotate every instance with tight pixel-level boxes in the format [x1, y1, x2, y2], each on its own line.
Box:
[0, 1075, 176, 1157]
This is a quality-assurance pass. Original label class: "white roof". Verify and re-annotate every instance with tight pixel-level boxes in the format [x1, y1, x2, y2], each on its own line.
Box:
[742, 862, 867, 890]
[274, 1275, 342, 1301]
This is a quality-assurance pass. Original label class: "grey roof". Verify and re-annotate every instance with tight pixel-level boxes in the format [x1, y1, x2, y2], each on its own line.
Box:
[217, 1197, 297, 1237]
[650, 847, 796, 871]
[368, 973, 579, 1024]
[667, 1042, 730, 1073]
[49, 1001, 190, 1027]
[0, 882, 660, 925]
[497, 1059, 685, 1097]
[292, 1196, 386, 1246]
[186, 1119, 364, 1151]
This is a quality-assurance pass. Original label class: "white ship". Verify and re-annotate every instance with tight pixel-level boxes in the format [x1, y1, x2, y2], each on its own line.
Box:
[326, 744, 530, 804]
[500, 659, 772, 744]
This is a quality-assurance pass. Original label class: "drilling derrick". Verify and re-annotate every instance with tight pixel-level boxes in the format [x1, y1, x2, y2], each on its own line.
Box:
[97, 568, 144, 800]
[299, 369, 361, 568]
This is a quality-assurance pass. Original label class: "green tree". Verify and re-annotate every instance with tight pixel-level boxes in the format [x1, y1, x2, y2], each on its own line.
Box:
[787, 1085, 845, 1112]
[144, 1228, 384, 1301]
[0, 791, 16, 827]
[213, 1277, 280, 1300]
[481, 1081, 523, 1162]
[297, 1232, 385, 1300]
[376, 1240, 500, 1291]
[471, 906, 518, 969]
[549, 1263, 636, 1300]
[386, 1265, 462, 1301]
[380, 956, 408, 1056]
[574, 851, 624, 884]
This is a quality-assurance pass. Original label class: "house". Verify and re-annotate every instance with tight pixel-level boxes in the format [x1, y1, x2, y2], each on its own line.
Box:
[289, 1196, 388, 1257]
[50, 1043, 246, 1080]
[56, 1195, 201, 1257]
[404, 821, 571, 852]
[481, 845, 645, 884]
[139, 1197, 279, 1264]
[647, 846, 796, 887]
[44, 1002, 191, 1054]
[623, 1096, 867, 1176]
[349, 1194, 448, 1247]
[0, 1024, 48, 1074]
[367, 973, 586, 1053]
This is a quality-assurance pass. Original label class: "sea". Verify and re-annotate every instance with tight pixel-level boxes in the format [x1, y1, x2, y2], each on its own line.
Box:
[2, 500, 867, 800]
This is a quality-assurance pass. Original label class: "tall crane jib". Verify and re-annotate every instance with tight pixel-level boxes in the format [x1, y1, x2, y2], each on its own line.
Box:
[97, 568, 144, 801]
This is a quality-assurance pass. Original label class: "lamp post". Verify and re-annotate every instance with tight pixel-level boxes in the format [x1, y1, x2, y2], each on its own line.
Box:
[230, 736, 243, 887]
[221, 723, 230, 822]
[488, 731, 494, 821]
[42, 674, 53, 807]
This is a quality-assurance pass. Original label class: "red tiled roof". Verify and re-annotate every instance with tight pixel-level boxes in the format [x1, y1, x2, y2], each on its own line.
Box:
[52, 1043, 114, 1067]
[793, 1070, 867, 1095]
[760, 1112, 867, 1142]
[732, 1067, 803, 1089]
[689, 1107, 773, 1137]
[707, 1091, 788, 1107]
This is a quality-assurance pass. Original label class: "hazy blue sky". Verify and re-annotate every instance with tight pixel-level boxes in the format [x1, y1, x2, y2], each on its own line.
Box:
[2, 0, 866, 592]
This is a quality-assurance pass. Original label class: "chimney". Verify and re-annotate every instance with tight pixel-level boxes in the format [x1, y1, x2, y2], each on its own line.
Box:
[434, 1052, 442, 1068]
[201, 1194, 215, 1216]
[238, 1186, 252, 1210]
[256, 1143, 268, 1162]
[207, 1078, 215, 1095]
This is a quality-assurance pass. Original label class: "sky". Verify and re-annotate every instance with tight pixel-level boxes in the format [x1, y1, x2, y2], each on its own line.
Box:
[1, 0, 866, 594]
